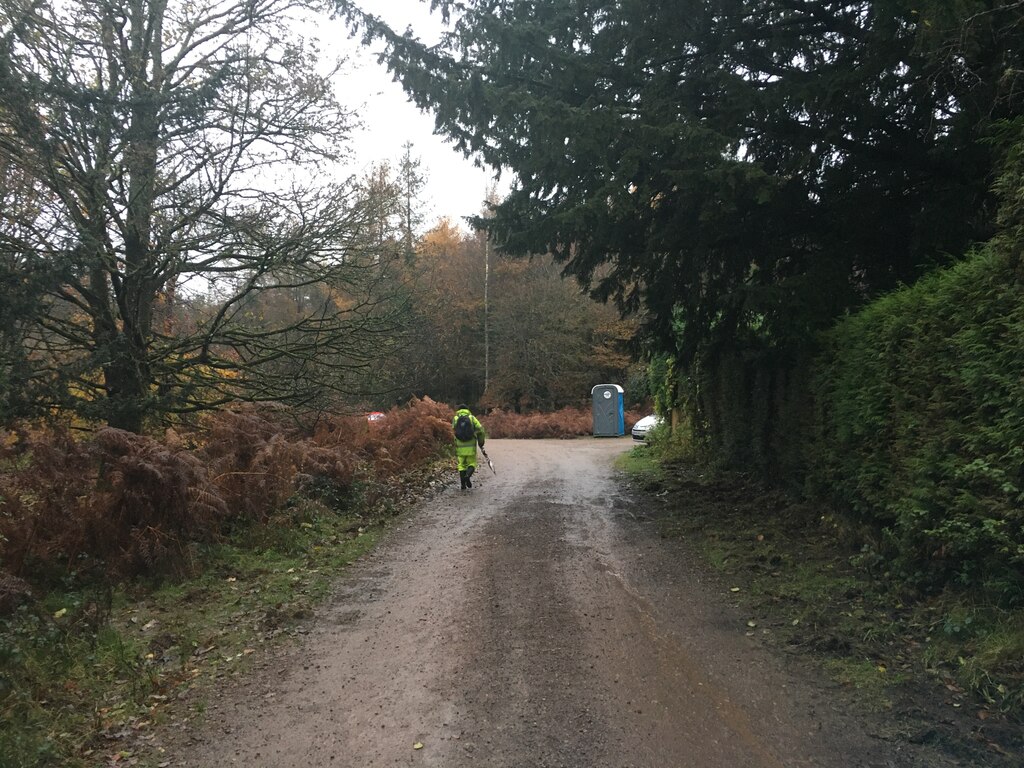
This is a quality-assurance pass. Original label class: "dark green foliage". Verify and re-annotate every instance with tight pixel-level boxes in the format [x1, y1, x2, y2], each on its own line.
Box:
[994, 118, 1024, 250]
[0, 190, 72, 423]
[810, 247, 1024, 600]
[336, 0, 1018, 357]
[689, 347, 814, 486]
[334, 0, 1024, 478]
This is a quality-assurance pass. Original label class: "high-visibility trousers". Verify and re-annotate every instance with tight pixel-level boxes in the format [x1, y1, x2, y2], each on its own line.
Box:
[455, 440, 478, 472]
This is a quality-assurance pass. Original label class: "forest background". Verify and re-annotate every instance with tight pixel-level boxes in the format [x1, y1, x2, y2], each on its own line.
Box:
[1, 0, 1023, 764]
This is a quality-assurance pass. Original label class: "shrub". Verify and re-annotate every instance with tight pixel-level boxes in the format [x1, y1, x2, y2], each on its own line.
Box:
[91, 428, 229, 575]
[484, 405, 646, 439]
[198, 407, 354, 523]
[0, 426, 229, 583]
[810, 246, 1024, 600]
[0, 398, 456, 595]
[330, 396, 455, 475]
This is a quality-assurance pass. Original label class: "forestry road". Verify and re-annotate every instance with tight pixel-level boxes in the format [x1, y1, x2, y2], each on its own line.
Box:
[164, 437, 960, 768]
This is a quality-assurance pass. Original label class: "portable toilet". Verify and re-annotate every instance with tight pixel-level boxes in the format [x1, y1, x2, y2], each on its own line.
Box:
[591, 384, 625, 436]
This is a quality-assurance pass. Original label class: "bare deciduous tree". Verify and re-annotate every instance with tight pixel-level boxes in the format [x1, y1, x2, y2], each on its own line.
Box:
[0, 0, 405, 430]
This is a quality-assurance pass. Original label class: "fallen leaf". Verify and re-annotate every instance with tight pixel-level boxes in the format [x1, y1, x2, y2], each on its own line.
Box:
[54, 608, 68, 619]
[413, 742, 424, 750]
[746, 620, 757, 628]
[730, 587, 741, 593]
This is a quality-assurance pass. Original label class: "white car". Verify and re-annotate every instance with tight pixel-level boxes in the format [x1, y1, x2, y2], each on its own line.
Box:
[631, 414, 664, 440]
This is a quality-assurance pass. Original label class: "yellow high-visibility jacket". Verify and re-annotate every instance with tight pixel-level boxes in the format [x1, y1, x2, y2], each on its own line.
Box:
[452, 409, 485, 459]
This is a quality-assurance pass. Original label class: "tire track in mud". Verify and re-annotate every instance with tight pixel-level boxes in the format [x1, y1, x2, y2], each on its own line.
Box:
[451, 495, 609, 767]
[162, 438, 961, 768]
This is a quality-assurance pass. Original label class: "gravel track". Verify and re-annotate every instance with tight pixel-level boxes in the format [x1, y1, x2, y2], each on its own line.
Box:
[166, 437, 959, 767]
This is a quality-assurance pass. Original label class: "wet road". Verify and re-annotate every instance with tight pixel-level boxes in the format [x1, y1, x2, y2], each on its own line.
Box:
[168, 438, 949, 767]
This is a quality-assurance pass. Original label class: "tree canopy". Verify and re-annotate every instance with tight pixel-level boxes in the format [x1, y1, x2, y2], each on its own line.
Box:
[0, 0, 407, 430]
[334, 0, 1023, 366]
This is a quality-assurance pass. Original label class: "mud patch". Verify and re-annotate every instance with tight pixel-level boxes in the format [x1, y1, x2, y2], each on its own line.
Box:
[452, 496, 611, 767]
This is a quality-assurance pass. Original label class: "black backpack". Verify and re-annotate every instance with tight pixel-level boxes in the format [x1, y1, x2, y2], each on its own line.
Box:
[454, 413, 475, 441]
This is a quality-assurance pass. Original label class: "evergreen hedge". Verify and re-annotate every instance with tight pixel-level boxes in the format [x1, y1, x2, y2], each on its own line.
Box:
[810, 247, 1024, 601]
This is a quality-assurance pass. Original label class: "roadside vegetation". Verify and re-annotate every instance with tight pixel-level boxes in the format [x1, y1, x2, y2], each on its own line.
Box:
[623, 396, 1023, 765]
[810, 245, 1023, 605]
[0, 499, 388, 768]
[0, 398, 455, 767]
[0, 403, 634, 766]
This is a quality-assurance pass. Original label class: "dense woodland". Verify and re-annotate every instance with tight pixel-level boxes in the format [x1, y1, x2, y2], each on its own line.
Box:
[0, 1, 1023, 760]
[382, 216, 637, 410]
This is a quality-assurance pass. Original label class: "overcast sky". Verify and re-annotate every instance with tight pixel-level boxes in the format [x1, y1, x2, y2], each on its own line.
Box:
[326, 1, 506, 231]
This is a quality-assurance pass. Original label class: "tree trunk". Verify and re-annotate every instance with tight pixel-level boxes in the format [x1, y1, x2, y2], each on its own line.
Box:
[103, 346, 149, 433]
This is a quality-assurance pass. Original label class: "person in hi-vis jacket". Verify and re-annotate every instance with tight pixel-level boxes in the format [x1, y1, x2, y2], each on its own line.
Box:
[452, 404, 486, 489]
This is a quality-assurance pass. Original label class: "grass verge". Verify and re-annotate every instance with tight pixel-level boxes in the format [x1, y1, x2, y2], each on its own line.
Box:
[617, 445, 1023, 765]
[0, 463, 447, 768]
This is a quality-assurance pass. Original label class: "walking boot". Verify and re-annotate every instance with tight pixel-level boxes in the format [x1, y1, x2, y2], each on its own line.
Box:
[466, 465, 474, 488]
[459, 470, 468, 490]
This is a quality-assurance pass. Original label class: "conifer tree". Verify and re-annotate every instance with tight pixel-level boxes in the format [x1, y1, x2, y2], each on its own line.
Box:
[335, 0, 1024, 465]
[334, 0, 1022, 358]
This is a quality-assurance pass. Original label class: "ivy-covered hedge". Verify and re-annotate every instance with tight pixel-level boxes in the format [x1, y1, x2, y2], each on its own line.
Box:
[810, 247, 1024, 601]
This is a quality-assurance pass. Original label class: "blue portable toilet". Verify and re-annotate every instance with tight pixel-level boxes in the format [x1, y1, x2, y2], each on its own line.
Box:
[591, 384, 625, 436]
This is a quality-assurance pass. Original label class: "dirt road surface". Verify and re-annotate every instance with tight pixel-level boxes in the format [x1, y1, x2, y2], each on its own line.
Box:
[166, 438, 958, 768]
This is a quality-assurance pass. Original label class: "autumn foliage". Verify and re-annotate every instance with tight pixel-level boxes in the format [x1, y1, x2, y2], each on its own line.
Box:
[0, 398, 453, 594]
[483, 406, 645, 439]
[0, 396, 647, 602]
